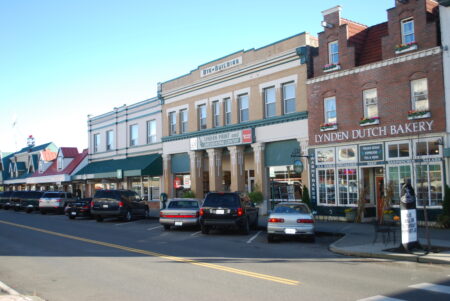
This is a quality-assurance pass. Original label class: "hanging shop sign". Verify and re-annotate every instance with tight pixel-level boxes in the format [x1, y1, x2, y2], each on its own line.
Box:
[314, 120, 434, 144]
[190, 128, 253, 150]
[360, 144, 384, 161]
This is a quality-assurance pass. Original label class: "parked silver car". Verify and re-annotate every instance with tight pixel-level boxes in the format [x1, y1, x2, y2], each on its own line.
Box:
[267, 202, 315, 243]
[159, 199, 201, 230]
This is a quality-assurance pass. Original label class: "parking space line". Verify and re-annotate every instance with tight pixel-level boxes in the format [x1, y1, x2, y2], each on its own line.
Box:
[0, 219, 299, 286]
[115, 220, 142, 226]
[147, 225, 163, 231]
[247, 231, 262, 244]
[191, 231, 201, 236]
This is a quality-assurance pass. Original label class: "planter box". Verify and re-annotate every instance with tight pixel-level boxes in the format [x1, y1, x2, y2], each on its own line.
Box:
[360, 119, 380, 127]
[395, 44, 418, 55]
[408, 111, 431, 120]
[320, 124, 338, 132]
[323, 64, 341, 73]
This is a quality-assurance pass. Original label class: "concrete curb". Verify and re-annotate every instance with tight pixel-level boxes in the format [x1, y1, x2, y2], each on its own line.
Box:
[328, 233, 450, 265]
[0, 281, 45, 301]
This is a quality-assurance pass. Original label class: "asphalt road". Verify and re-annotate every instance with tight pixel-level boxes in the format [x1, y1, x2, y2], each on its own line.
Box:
[0, 210, 449, 301]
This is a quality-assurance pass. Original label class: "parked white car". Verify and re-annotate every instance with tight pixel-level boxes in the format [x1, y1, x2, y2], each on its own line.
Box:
[39, 191, 75, 214]
[267, 202, 315, 243]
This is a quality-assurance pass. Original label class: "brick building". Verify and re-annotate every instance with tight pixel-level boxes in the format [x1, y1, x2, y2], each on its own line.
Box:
[306, 0, 445, 221]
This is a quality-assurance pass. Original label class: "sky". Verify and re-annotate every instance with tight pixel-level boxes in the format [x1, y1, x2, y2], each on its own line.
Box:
[0, 0, 394, 153]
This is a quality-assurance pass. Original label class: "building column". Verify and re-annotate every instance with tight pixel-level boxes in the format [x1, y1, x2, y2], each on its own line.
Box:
[189, 150, 204, 198]
[206, 148, 223, 192]
[252, 142, 267, 198]
[163, 154, 173, 198]
[228, 145, 245, 192]
[297, 138, 309, 192]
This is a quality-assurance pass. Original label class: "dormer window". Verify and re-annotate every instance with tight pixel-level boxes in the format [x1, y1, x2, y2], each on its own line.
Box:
[39, 160, 44, 173]
[401, 19, 415, 44]
[57, 156, 63, 171]
[328, 41, 339, 65]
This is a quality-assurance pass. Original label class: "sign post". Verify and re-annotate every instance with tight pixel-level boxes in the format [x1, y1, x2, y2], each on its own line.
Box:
[400, 179, 421, 251]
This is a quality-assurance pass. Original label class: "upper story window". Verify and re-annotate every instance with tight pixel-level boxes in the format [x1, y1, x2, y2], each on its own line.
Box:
[180, 109, 188, 134]
[212, 101, 220, 127]
[238, 94, 249, 122]
[328, 41, 339, 65]
[363, 89, 378, 118]
[57, 156, 63, 171]
[106, 130, 114, 151]
[264, 87, 276, 118]
[415, 138, 441, 157]
[401, 19, 415, 44]
[324, 97, 337, 124]
[198, 104, 207, 130]
[224, 98, 232, 125]
[130, 124, 138, 146]
[94, 134, 100, 153]
[387, 141, 410, 159]
[283, 82, 296, 114]
[169, 112, 177, 135]
[411, 78, 429, 111]
[147, 120, 156, 144]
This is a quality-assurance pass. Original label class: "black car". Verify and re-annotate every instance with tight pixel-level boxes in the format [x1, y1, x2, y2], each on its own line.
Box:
[199, 192, 259, 234]
[19, 191, 45, 213]
[91, 190, 149, 222]
[0, 191, 14, 209]
[10, 191, 30, 211]
[65, 198, 93, 219]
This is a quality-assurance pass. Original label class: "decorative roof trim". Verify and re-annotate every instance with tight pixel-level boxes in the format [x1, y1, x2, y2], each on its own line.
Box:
[307, 47, 442, 84]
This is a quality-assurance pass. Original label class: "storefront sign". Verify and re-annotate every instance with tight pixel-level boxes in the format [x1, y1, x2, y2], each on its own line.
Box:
[314, 120, 434, 143]
[293, 160, 304, 174]
[200, 56, 242, 77]
[190, 129, 253, 150]
[360, 144, 383, 161]
[308, 149, 317, 205]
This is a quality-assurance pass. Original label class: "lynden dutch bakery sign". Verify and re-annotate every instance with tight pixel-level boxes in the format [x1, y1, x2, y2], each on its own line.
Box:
[314, 120, 434, 144]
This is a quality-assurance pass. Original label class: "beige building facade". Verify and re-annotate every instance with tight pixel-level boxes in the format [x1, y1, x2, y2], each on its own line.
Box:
[161, 33, 317, 202]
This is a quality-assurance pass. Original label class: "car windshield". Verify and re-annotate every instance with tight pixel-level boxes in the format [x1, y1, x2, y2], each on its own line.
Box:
[274, 204, 310, 214]
[203, 194, 240, 208]
[43, 192, 66, 198]
[94, 190, 120, 199]
[168, 200, 199, 209]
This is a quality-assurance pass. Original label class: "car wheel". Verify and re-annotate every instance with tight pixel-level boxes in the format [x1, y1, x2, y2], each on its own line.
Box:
[40, 210, 47, 215]
[96, 216, 104, 222]
[252, 213, 259, 229]
[267, 234, 275, 243]
[123, 210, 132, 222]
[26, 208, 33, 214]
[241, 218, 250, 235]
[69, 215, 76, 220]
[163, 225, 170, 231]
[201, 225, 209, 234]
[306, 235, 316, 243]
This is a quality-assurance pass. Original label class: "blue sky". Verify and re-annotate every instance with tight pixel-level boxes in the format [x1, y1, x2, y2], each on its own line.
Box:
[0, 0, 394, 153]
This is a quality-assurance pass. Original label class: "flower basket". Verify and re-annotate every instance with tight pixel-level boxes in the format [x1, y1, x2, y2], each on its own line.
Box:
[320, 122, 337, 132]
[395, 42, 418, 54]
[407, 110, 430, 120]
[359, 117, 380, 126]
[323, 63, 341, 72]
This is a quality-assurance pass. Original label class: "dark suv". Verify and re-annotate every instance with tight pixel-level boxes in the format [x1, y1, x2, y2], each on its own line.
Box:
[0, 191, 14, 209]
[91, 190, 149, 222]
[18, 191, 45, 212]
[199, 192, 259, 234]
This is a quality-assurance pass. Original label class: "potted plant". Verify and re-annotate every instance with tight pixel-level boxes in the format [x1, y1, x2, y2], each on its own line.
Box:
[344, 208, 356, 222]
[395, 41, 418, 54]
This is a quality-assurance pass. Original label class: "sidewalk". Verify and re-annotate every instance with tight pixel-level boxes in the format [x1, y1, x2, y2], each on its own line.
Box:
[0, 281, 44, 301]
[258, 215, 450, 265]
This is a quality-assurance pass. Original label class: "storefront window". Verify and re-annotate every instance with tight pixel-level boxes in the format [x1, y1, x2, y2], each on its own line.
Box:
[338, 146, 357, 162]
[415, 164, 443, 207]
[338, 168, 358, 205]
[318, 169, 335, 205]
[174, 174, 191, 198]
[388, 142, 410, 159]
[269, 166, 302, 202]
[415, 139, 441, 156]
[129, 177, 142, 197]
[388, 165, 411, 205]
[317, 149, 334, 163]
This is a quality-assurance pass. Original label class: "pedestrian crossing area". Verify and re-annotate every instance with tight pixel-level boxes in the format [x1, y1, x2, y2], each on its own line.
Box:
[358, 281, 450, 301]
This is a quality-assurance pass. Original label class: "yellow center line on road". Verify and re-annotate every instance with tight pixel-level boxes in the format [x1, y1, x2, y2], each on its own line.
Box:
[0, 219, 299, 286]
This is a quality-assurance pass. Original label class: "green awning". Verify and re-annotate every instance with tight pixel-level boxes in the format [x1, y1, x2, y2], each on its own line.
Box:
[73, 154, 162, 180]
[171, 153, 190, 174]
[265, 139, 300, 166]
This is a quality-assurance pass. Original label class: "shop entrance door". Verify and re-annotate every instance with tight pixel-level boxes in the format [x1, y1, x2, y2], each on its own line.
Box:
[376, 176, 384, 222]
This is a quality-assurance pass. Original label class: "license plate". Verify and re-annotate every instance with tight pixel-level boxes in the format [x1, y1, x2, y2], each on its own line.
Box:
[71, 212, 76, 216]
[284, 228, 296, 234]
[215, 209, 225, 214]
[102, 204, 109, 208]
[175, 221, 183, 226]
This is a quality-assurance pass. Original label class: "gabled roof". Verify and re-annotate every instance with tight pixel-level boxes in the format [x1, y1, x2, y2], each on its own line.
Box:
[358, 22, 389, 66]
[16, 142, 55, 154]
[30, 149, 88, 178]
[16, 162, 26, 171]
[59, 147, 79, 158]
[41, 150, 57, 161]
